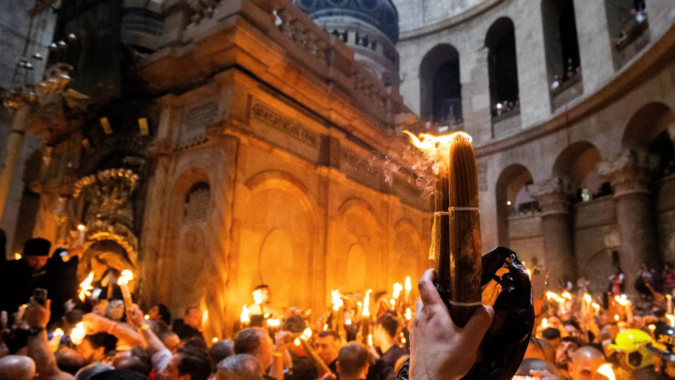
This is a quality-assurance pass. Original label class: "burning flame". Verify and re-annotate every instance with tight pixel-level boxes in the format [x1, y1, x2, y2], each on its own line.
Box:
[362, 290, 372, 317]
[302, 328, 312, 340]
[253, 289, 265, 305]
[71, 322, 86, 345]
[240, 306, 250, 324]
[597, 363, 616, 380]
[542, 318, 548, 328]
[78, 272, 95, 302]
[118, 270, 133, 286]
[561, 291, 573, 300]
[267, 319, 280, 328]
[367, 334, 373, 347]
[144, 314, 149, 320]
[614, 315, 620, 322]
[212, 337, 219, 343]
[403, 131, 473, 155]
[667, 314, 675, 327]
[405, 277, 412, 292]
[392, 283, 403, 299]
[592, 302, 600, 310]
[546, 291, 565, 303]
[583, 293, 592, 303]
[331, 290, 343, 312]
[77, 224, 86, 231]
[615, 295, 630, 306]
[405, 308, 412, 320]
[202, 310, 209, 325]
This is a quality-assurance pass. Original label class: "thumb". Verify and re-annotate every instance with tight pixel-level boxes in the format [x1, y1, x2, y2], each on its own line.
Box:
[462, 305, 494, 343]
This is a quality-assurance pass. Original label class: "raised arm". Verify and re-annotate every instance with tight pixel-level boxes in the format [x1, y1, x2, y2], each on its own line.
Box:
[24, 298, 73, 380]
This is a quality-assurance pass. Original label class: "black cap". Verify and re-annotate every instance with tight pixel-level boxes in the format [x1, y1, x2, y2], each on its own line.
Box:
[23, 238, 51, 257]
[542, 328, 561, 340]
[647, 324, 675, 362]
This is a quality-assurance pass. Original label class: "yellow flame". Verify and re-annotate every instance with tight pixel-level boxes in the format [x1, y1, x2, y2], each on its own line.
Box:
[77, 224, 86, 231]
[368, 334, 373, 347]
[267, 319, 280, 327]
[294, 338, 301, 346]
[597, 363, 616, 380]
[614, 295, 630, 306]
[78, 272, 95, 302]
[405, 308, 412, 321]
[332, 290, 343, 312]
[403, 131, 473, 153]
[14, 252, 22, 260]
[363, 290, 372, 317]
[240, 306, 250, 324]
[253, 289, 264, 305]
[53, 328, 64, 338]
[302, 328, 312, 340]
[667, 314, 675, 327]
[649, 324, 656, 334]
[667, 294, 672, 300]
[144, 314, 149, 320]
[583, 293, 592, 303]
[212, 337, 219, 343]
[390, 299, 396, 308]
[592, 302, 600, 310]
[71, 322, 86, 345]
[118, 270, 134, 286]
[614, 315, 620, 322]
[542, 318, 548, 328]
[405, 277, 412, 292]
[546, 291, 565, 303]
[323, 324, 328, 331]
[392, 283, 403, 299]
[561, 291, 573, 300]
[202, 310, 209, 325]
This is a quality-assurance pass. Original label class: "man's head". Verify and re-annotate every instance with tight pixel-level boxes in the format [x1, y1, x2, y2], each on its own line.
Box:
[234, 328, 274, 369]
[23, 238, 51, 271]
[183, 308, 203, 330]
[374, 314, 398, 347]
[56, 347, 85, 374]
[556, 337, 582, 373]
[542, 328, 562, 349]
[112, 346, 152, 376]
[564, 320, 584, 340]
[159, 347, 211, 380]
[548, 315, 563, 331]
[216, 354, 263, 380]
[282, 316, 305, 333]
[568, 346, 605, 380]
[0, 355, 36, 380]
[75, 364, 115, 380]
[209, 340, 234, 372]
[315, 330, 342, 366]
[337, 343, 369, 380]
[77, 333, 118, 363]
[160, 332, 181, 354]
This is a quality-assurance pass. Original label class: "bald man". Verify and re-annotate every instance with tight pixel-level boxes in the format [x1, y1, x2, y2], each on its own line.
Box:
[0, 355, 36, 380]
[568, 346, 605, 380]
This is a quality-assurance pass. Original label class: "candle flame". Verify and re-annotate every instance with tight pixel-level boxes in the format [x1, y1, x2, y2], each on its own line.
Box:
[363, 290, 372, 317]
[240, 306, 250, 324]
[390, 299, 396, 309]
[403, 131, 473, 153]
[561, 291, 573, 300]
[667, 294, 672, 300]
[323, 324, 328, 331]
[267, 319, 280, 327]
[202, 310, 209, 325]
[614, 295, 630, 306]
[71, 322, 86, 345]
[614, 315, 620, 322]
[77, 224, 86, 231]
[546, 291, 565, 303]
[78, 272, 95, 302]
[405, 308, 412, 320]
[583, 293, 592, 303]
[302, 328, 312, 340]
[392, 283, 403, 299]
[213, 337, 219, 343]
[542, 318, 548, 328]
[253, 289, 265, 305]
[367, 334, 373, 347]
[405, 277, 412, 291]
[597, 363, 616, 380]
[667, 314, 675, 327]
[53, 328, 64, 338]
[649, 324, 656, 333]
[592, 302, 600, 310]
[118, 270, 134, 286]
[331, 290, 343, 312]
[144, 314, 149, 320]
[294, 338, 301, 346]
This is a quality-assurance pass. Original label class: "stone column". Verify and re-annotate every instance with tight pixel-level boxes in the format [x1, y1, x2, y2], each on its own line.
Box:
[0, 105, 30, 219]
[599, 151, 659, 293]
[530, 177, 576, 288]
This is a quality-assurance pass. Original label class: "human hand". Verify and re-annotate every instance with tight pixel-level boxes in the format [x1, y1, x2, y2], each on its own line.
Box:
[82, 312, 110, 333]
[275, 331, 291, 353]
[24, 298, 51, 329]
[409, 269, 494, 380]
[126, 304, 144, 328]
[367, 345, 380, 364]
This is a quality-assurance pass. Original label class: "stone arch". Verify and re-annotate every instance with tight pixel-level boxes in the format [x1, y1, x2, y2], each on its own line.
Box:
[331, 198, 382, 292]
[553, 141, 604, 199]
[485, 17, 520, 108]
[419, 44, 462, 124]
[392, 219, 423, 283]
[622, 102, 675, 175]
[495, 164, 535, 247]
[239, 171, 318, 310]
[541, 0, 581, 83]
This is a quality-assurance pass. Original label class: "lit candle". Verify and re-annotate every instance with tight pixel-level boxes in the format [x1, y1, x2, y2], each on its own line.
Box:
[597, 363, 616, 380]
[78, 272, 95, 302]
[77, 224, 86, 246]
[117, 270, 134, 311]
[405, 131, 482, 328]
[404, 276, 412, 305]
[667, 294, 672, 315]
[405, 308, 412, 321]
[392, 283, 403, 311]
[362, 290, 371, 345]
[331, 290, 343, 332]
[49, 328, 64, 352]
[240, 305, 250, 327]
[71, 322, 86, 345]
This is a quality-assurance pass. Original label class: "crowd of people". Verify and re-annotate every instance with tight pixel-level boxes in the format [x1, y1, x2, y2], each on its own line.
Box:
[492, 99, 520, 118]
[5, 231, 675, 380]
[550, 58, 582, 93]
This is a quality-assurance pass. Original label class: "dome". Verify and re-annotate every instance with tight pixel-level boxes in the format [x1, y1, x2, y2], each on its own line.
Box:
[294, 0, 399, 44]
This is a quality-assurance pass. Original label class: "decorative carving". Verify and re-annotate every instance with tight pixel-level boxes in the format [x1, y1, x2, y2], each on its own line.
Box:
[598, 150, 650, 198]
[251, 103, 320, 148]
[529, 177, 572, 216]
[179, 99, 218, 149]
[184, 182, 210, 223]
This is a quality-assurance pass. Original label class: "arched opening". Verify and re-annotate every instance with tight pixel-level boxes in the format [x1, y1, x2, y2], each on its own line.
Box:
[623, 103, 675, 177]
[542, 0, 583, 108]
[605, 0, 649, 67]
[486, 18, 520, 119]
[553, 142, 606, 202]
[495, 164, 535, 247]
[419, 44, 462, 126]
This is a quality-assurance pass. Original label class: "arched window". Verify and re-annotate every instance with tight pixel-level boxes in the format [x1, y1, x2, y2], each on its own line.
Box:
[542, 0, 582, 108]
[485, 18, 520, 118]
[553, 142, 605, 202]
[419, 44, 462, 126]
[605, 0, 649, 67]
[184, 182, 210, 223]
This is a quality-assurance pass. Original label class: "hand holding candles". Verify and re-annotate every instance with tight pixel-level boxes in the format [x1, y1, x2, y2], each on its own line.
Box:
[118, 270, 134, 311]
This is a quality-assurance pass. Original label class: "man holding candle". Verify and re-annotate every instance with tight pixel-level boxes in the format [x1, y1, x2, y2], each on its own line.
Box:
[0, 237, 83, 326]
[314, 331, 342, 377]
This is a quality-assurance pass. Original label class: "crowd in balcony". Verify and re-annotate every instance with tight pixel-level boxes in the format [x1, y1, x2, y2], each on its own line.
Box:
[491, 99, 520, 118]
[550, 58, 582, 92]
[616, 2, 648, 46]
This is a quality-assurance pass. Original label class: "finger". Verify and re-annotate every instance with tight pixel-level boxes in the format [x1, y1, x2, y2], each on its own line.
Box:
[461, 305, 494, 343]
[418, 269, 443, 307]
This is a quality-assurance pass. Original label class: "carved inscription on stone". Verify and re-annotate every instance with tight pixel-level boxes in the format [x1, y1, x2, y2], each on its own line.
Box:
[477, 162, 488, 192]
[251, 104, 319, 148]
[179, 100, 218, 149]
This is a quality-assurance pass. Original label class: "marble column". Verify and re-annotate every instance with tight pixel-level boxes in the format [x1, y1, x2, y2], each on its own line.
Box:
[530, 177, 576, 289]
[598, 151, 659, 293]
[0, 105, 30, 219]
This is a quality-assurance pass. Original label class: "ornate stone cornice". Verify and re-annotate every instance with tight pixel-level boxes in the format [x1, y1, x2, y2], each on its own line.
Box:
[597, 150, 650, 198]
[529, 177, 572, 216]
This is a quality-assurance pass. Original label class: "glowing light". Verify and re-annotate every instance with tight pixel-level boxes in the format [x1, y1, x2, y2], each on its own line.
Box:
[597, 363, 616, 380]
[144, 314, 149, 320]
[592, 302, 600, 310]
[546, 291, 565, 303]
[253, 289, 264, 305]
[363, 289, 372, 317]
[405, 308, 412, 321]
[526, 269, 532, 279]
[118, 270, 134, 286]
[403, 131, 473, 163]
[294, 338, 301, 346]
[405, 277, 412, 292]
[212, 337, 219, 343]
[267, 319, 280, 328]
[392, 283, 403, 299]
[614, 315, 620, 322]
[345, 318, 352, 326]
[614, 295, 631, 306]
[667, 314, 675, 327]
[507, 201, 512, 206]
[202, 310, 208, 325]
[367, 334, 373, 347]
[583, 294, 592, 303]
[53, 328, 64, 338]
[14, 252, 22, 260]
[240, 306, 250, 325]
[71, 322, 86, 345]
[302, 328, 312, 340]
[77, 224, 86, 231]
[331, 290, 343, 312]
[496, 103, 503, 110]
[78, 272, 95, 302]
[649, 324, 656, 334]
[323, 324, 328, 331]
[561, 291, 572, 300]
[542, 318, 548, 328]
